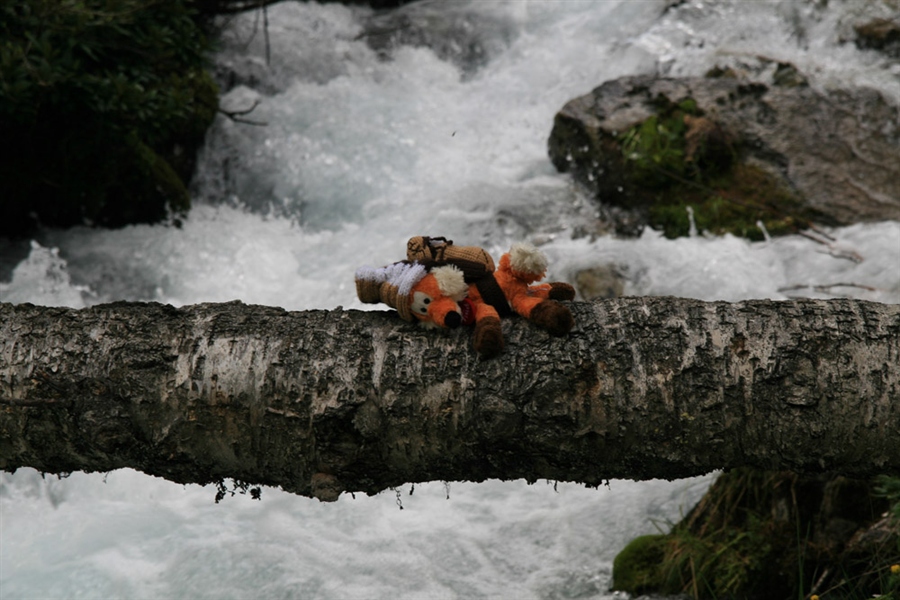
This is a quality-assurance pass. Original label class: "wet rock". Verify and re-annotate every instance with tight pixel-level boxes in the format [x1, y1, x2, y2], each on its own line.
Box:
[548, 72, 900, 236]
[771, 61, 809, 88]
[854, 17, 900, 58]
[359, 2, 518, 76]
[574, 265, 625, 300]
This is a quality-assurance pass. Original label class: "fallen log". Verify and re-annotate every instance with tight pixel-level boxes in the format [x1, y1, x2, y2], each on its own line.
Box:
[1, 298, 897, 500]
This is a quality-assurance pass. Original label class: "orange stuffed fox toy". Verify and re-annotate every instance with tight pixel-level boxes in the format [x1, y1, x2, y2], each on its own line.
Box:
[355, 237, 574, 358]
[355, 261, 471, 329]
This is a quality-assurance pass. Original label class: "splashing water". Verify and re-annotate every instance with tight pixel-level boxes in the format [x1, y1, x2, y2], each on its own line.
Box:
[2, 1, 899, 598]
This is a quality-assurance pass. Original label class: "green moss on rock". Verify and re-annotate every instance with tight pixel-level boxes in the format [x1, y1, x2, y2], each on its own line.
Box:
[616, 99, 813, 240]
[611, 534, 672, 595]
[604, 98, 808, 240]
[612, 469, 898, 600]
[647, 163, 809, 240]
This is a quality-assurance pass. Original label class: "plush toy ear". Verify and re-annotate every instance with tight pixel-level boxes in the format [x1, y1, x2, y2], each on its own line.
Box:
[431, 264, 467, 301]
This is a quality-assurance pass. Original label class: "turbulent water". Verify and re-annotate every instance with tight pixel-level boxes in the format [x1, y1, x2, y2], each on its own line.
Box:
[2, 1, 899, 598]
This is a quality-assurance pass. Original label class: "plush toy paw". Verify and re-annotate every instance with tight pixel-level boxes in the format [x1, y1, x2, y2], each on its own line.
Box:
[547, 282, 576, 301]
[529, 300, 574, 336]
[473, 317, 504, 358]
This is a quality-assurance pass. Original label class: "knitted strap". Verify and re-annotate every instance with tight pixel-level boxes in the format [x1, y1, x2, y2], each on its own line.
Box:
[475, 273, 512, 317]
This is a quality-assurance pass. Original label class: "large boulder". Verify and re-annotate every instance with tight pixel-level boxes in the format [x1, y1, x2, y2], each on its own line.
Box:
[548, 72, 900, 237]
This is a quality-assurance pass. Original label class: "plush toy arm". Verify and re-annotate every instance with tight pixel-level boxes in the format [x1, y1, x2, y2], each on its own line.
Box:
[521, 282, 576, 301]
[547, 282, 575, 301]
[473, 301, 504, 358]
[465, 287, 504, 358]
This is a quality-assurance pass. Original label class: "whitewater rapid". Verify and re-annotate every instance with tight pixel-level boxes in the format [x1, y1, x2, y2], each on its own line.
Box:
[2, 1, 899, 598]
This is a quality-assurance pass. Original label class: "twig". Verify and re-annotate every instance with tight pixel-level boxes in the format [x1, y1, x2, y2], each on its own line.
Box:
[778, 282, 878, 296]
[808, 567, 830, 598]
[263, 2, 270, 66]
[796, 230, 864, 263]
[218, 99, 268, 126]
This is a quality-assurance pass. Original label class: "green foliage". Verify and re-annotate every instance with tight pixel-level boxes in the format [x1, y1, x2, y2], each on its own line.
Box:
[612, 534, 671, 594]
[620, 113, 688, 188]
[655, 513, 779, 599]
[611, 469, 794, 599]
[875, 475, 900, 522]
[647, 164, 808, 240]
[619, 97, 703, 188]
[875, 475, 900, 591]
[0, 0, 218, 235]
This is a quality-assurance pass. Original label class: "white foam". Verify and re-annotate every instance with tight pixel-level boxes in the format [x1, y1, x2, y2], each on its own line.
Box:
[3, 1, 899, 598]
[0, 241, 89, 308]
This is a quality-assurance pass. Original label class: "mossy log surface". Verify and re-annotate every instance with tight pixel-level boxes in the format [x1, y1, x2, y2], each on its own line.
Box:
[1, 299, 899, 501]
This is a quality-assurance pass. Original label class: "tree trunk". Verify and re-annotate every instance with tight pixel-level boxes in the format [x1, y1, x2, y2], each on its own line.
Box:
[1, 298, 898, 501]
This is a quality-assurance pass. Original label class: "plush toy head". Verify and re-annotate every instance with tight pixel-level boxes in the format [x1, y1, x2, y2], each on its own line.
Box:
[355, 262, 468, 329]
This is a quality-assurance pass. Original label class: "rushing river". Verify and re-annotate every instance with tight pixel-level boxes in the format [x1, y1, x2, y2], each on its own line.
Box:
[2, 1, 899, 598]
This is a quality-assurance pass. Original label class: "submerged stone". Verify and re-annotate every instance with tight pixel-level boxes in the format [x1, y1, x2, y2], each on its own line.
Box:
[574, 265, 625, 300]
[854, 17, 900, 58]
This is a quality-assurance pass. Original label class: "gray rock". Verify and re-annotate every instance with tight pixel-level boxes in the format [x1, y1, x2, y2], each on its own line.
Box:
[574, 265, 626, 301]
[854, 17, 900, 58]
[548, 73, 900, 227]
[359, 2, 518, 77]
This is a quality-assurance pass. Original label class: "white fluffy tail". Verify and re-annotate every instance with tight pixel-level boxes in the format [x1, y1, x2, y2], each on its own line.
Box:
[507, 242, 548, 276]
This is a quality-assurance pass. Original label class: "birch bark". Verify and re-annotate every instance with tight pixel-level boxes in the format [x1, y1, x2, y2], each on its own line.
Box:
[1, 298, 897, 500]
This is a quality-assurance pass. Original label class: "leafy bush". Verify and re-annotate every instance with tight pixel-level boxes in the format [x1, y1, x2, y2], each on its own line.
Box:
[0, 0, 218, 236]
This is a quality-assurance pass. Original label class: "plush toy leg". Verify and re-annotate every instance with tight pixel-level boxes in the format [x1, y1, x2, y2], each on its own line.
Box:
[472, 302, 504, 358]
[528, 300, 574, 336]
[547, 282, 576, 301]
[505, 294, 573, 336]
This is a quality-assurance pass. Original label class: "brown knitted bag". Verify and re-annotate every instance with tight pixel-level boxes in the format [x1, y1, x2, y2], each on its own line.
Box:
[406, 236, 495, 281]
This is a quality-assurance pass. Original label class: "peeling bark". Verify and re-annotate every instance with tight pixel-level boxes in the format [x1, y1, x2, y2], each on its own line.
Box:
[1, 298, 898, 501]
